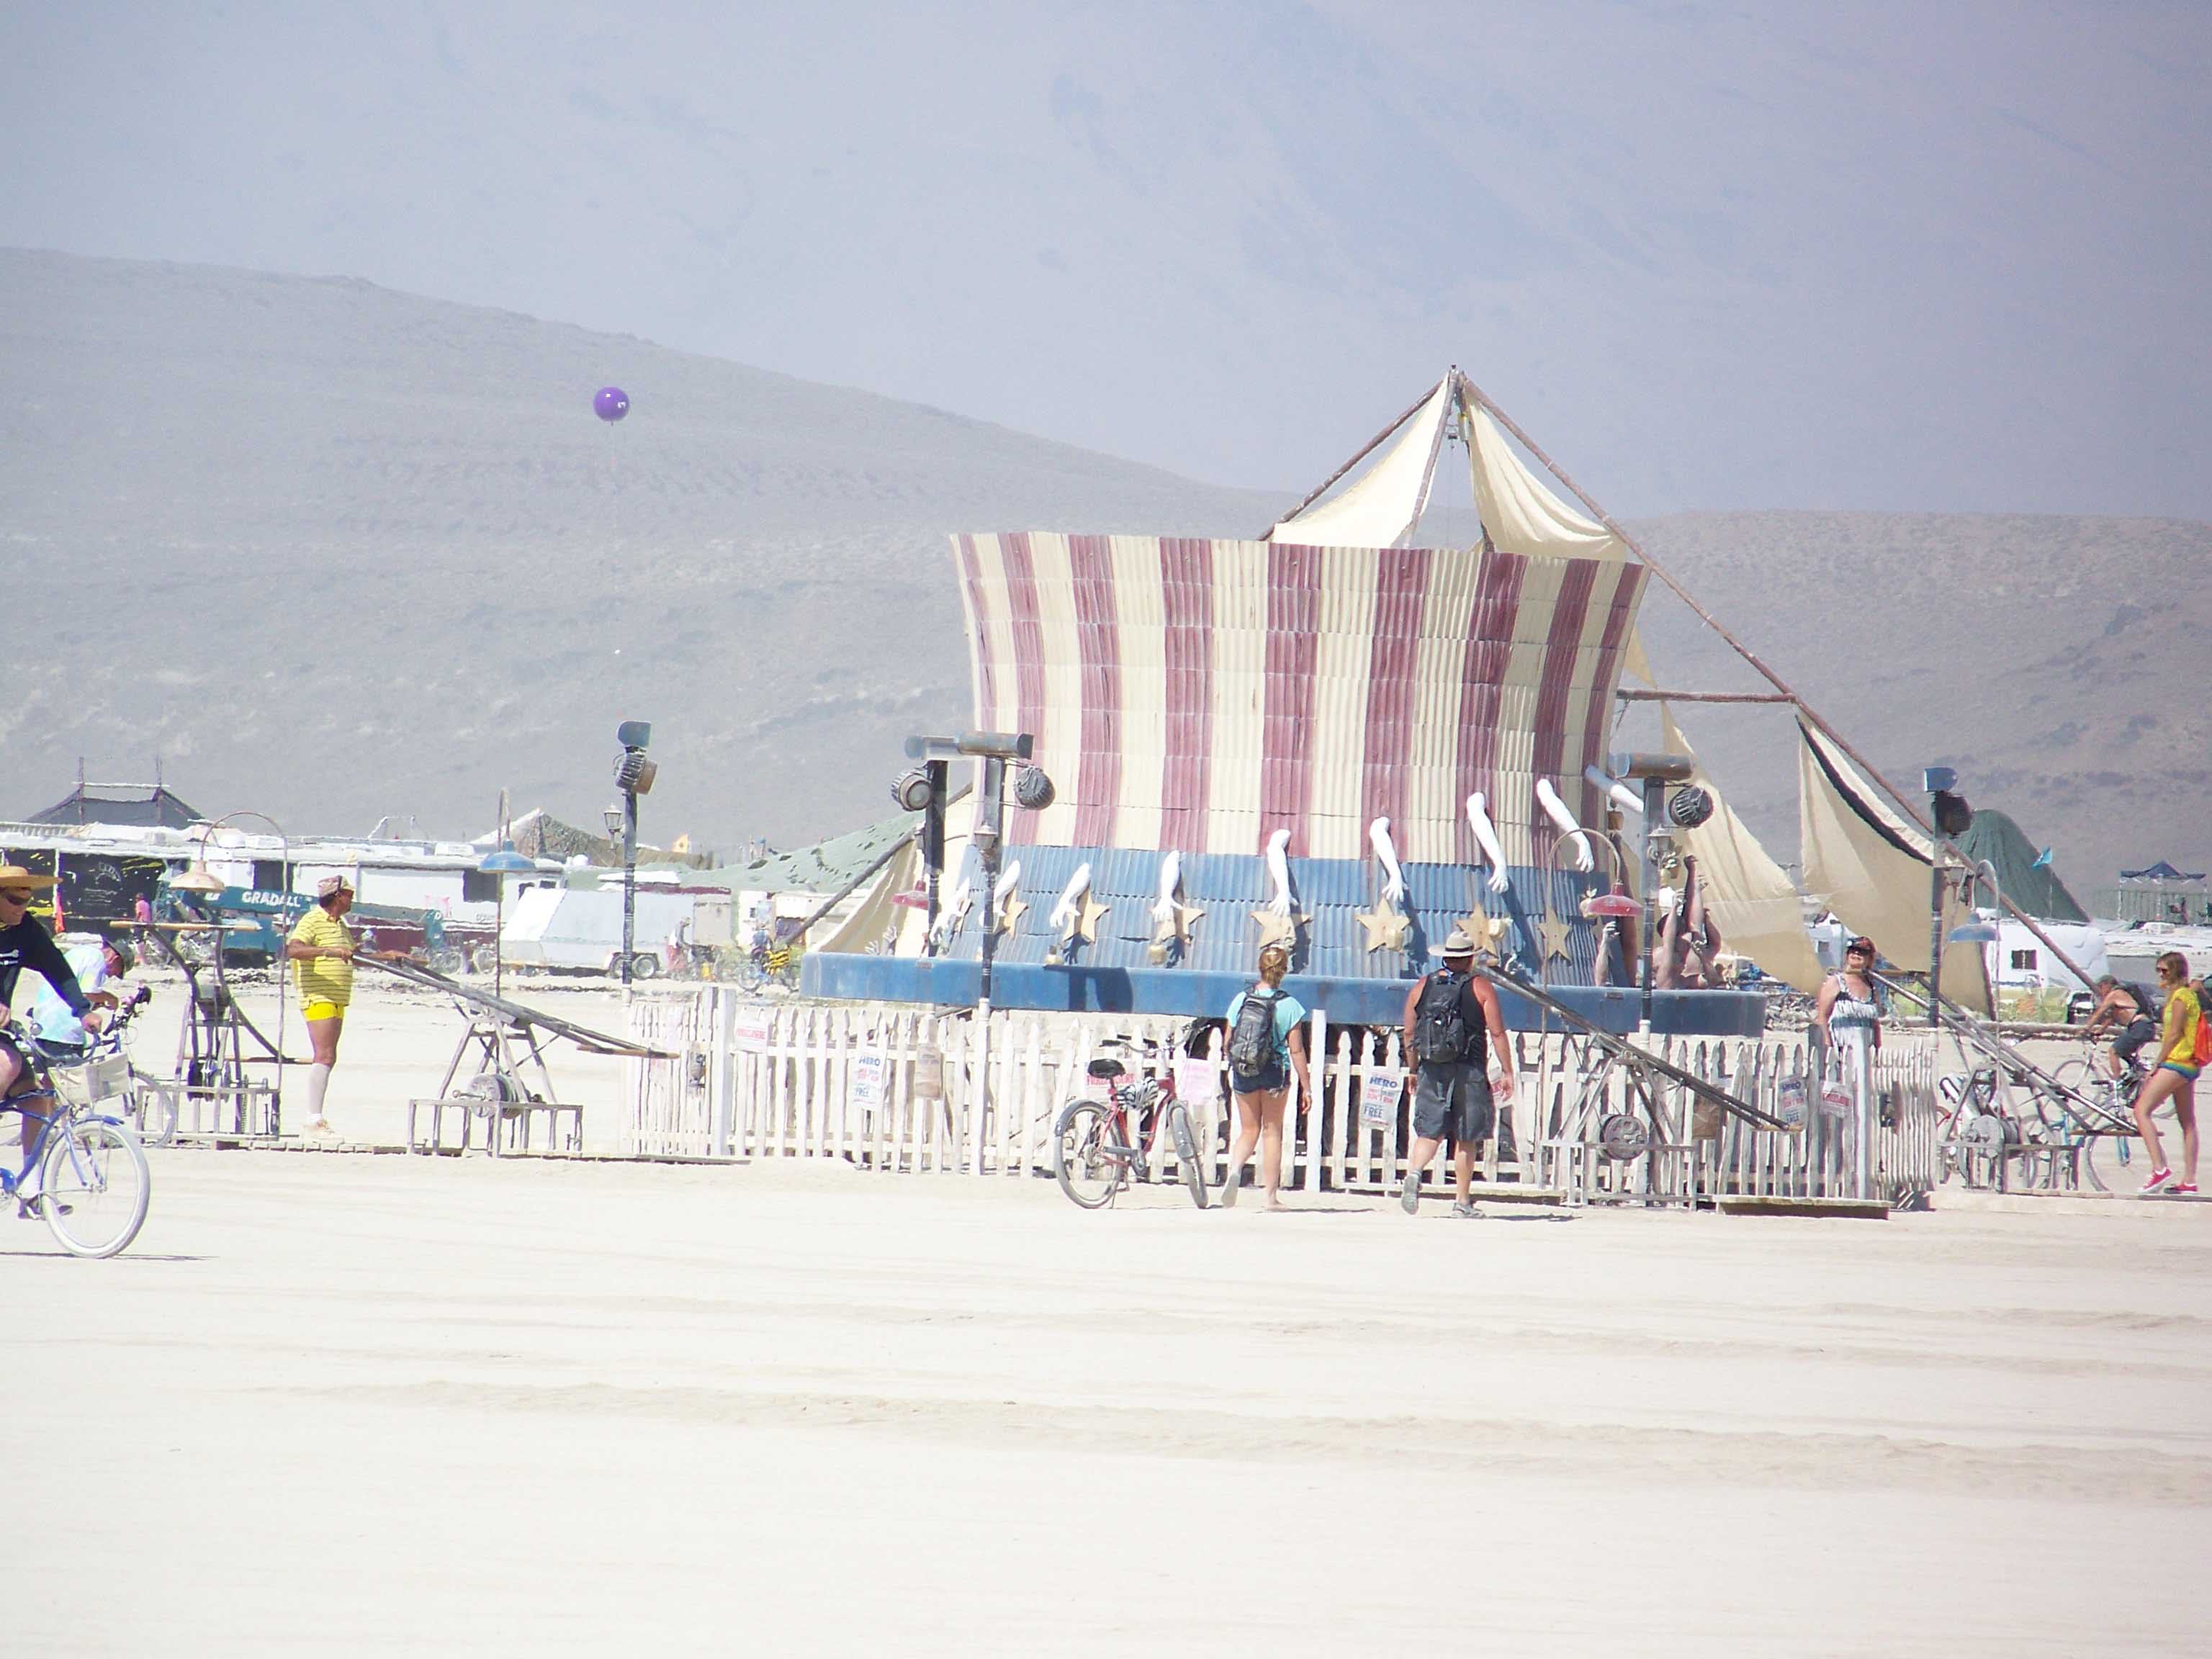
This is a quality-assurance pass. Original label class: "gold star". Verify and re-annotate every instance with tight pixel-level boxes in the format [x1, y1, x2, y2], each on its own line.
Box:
[1537, 909, 1573, 963]
[1073, 894, 1110, 943]
[993, 896, 1028, 936]
[1455, 910, 1505, 953]
[1149, 903, 1205, 961]
[1250, 907, 1300, 949]
[1357, 904, 1410, 952]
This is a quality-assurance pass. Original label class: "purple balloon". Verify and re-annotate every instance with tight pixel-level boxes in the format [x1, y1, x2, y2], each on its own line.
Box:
[594, 386, 630, 422]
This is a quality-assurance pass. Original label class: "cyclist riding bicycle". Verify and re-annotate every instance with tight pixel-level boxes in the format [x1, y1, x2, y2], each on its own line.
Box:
[2083, 974, 2159, 1085]
[0, 865, 112, 1194]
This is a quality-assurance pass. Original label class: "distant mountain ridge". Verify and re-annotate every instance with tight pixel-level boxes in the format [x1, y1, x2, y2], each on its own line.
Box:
[3, 249, 2203, 890]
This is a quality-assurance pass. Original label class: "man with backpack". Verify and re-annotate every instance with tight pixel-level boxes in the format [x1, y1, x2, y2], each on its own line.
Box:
[1219, 943, 1312, 1210]
[1398, 929, 1515, 1218]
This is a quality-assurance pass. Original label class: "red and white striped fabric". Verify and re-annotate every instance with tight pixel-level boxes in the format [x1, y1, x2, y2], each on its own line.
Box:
[953, 534, 1648, 867]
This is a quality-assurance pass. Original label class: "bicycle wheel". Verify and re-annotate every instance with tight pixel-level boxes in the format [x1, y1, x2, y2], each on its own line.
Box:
[1054, 1101, 1123, 1210]
[1168, 1103, 1208, 1210]
[131, 1077, 179, 1147]
[2080, 1133, 2114, 1194]
[39, 1118, 150, 1259]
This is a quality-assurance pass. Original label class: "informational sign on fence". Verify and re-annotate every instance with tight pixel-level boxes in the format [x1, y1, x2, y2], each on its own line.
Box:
[1360, 1068, 1406, 1128]
[1818, 1082, 1853, 1120]
[1777, 1076, 1807, 1130]
[913, 1048, 944, 1102]
[1172, 1058, 1221, 1107]
[730, 1010, 773, 1055]
[850, 1051, 889, 1112]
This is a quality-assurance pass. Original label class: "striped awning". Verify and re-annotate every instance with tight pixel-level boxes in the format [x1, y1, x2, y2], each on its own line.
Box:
[952, 533, 1647, 872]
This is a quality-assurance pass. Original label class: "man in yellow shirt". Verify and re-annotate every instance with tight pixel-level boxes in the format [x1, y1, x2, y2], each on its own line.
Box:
[285, 876, 358, 1139]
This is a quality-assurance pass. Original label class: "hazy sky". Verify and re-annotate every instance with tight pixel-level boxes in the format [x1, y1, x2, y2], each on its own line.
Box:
[6, 1, 2208, 516]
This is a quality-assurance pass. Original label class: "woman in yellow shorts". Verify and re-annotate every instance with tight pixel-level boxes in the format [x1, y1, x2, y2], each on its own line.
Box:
[2133, 951, 2202, 1196]
[284, 876, 357, 1139]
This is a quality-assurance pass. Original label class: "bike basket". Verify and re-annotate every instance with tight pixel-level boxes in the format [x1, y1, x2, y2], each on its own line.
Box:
[82, 1054, 131, 1102]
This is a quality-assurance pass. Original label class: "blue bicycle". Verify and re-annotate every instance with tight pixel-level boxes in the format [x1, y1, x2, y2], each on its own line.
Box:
[1, 1020, 153, 1259]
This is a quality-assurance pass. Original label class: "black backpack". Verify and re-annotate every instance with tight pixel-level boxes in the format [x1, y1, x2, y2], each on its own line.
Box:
[1412, 971, 1471, 1065]
[1227, 988, 1281, 1079]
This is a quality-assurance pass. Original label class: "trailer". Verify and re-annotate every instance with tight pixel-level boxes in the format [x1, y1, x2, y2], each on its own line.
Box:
[499, 884, 705, 979]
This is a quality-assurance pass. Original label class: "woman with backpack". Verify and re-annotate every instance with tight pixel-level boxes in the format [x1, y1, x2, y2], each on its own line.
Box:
[2134, 950, 2204, 1196]
[1219, 943, 1312, 1210]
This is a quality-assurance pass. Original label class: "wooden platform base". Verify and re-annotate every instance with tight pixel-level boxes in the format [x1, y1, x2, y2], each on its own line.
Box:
[1714, 1195, 1889, 1220]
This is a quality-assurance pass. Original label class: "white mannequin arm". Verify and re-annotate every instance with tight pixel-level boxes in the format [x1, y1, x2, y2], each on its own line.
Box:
[1367, 817, 1406, 905]
[1464, 793, 1510, 894]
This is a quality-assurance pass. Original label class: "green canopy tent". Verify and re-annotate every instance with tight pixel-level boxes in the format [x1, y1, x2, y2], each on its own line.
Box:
[1953, 809, 2088, 924]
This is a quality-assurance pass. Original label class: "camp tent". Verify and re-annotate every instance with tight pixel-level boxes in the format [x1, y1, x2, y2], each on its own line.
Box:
[1952, 809, 2088, 924]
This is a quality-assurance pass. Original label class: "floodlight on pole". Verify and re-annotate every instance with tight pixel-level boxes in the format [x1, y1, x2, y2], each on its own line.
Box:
[904, 729, 1050, 1169]
[612, 722, 652, 987]
[1925, 767, 1976, 1025]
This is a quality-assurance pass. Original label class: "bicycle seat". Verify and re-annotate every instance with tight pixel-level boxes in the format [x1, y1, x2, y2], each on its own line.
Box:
[1087, 1058, 1125, 1081]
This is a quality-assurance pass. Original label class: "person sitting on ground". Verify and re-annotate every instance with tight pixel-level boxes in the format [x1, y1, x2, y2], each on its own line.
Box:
[2133, 951, 2202, 1197]
[1398, 928, 1516, 1218]
[0, 866, 107, 1195]
[1219, 943, 1312, 1210]
[2082, 974, 2158, 1083]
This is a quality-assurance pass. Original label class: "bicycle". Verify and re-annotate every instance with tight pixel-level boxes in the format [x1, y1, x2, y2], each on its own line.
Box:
[1936, 1050, 2159, 1195]
[1053, 1038, 1210, 1210]
[0, 1026, 153, 1258]
[733, 935, 799, 993]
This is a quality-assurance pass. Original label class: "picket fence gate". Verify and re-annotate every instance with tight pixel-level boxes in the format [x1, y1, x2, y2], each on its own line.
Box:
[621, 989, 1947, 1205]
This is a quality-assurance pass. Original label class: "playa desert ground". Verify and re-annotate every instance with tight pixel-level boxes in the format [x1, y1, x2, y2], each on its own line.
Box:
[4, 980, 2207, 1657]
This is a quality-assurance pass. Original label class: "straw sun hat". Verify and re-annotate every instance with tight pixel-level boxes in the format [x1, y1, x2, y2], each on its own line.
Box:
[0, 864, 58, 891]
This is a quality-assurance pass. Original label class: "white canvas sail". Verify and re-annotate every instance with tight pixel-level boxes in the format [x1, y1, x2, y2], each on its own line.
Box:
[1267, 377, 1452, 549]
[1462, 402, 1653, 683]
[1798, 721, 1992, 1013]
[1662, 704, 1825, 993]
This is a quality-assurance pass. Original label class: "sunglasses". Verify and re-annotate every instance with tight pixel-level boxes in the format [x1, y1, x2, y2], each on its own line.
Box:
[0, 891, 32, 908]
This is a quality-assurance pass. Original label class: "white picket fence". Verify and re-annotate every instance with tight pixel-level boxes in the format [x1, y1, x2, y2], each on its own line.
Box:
[621, 989, 1947, 1204]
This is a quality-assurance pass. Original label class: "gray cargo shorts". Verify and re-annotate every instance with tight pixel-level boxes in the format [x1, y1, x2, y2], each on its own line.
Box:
[1412, 1062, 1496, 1143]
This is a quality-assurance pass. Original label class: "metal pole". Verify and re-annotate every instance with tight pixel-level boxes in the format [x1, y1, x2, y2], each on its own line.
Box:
[621, 790, 637, 989]
[1927, 837, 1947, 1028]
[1461, 372, 2099, 992]
[923, 759, 947, 949]
[1640, 777, 1665, 1033]
[972, 756, 1005, 1174]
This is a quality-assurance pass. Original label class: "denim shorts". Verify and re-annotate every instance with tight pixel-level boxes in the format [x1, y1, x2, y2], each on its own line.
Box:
[2112, 1017, 2158, 1066]
[1412, 1063, 1495, 1143]
[1230, 1056, 1289, 1095]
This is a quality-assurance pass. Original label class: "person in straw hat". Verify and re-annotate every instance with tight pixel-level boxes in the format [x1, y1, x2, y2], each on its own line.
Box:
[0, 863, 108, 1184]
[284, 875, 360, 1139]
[1398, 926, 1515, 1218]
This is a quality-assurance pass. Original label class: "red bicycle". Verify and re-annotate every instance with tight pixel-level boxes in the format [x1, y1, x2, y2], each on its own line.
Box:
[1053, 1037, 1209, 1210]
